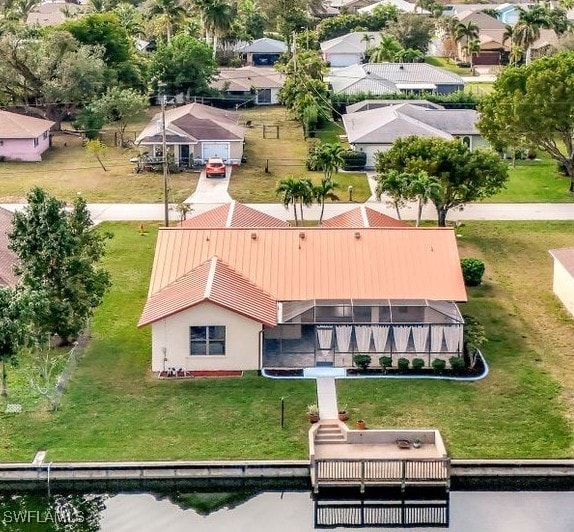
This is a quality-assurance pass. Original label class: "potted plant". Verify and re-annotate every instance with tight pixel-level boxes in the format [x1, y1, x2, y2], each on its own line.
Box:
[306, 403, 320, 423]
[356, 419, 366, 430]
[338, 404, 349, 421]
[413, 438, 422, 449]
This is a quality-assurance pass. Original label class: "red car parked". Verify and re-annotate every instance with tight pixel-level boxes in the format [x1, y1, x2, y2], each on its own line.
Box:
[205, 157, 226, 178]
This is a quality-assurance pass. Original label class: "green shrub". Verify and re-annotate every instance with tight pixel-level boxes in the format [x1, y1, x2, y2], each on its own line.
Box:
[306, 139, 322, 171]
[411, 358, 425, 370]
[353, 354, 372, 370]
[431, 358, 446, 373]
[397, 358, 409, 371]
[379, 355, 393, 368]
[460, 258, 485, 286]
[341, 150, 366, 171]
[449, 356, 465, 372]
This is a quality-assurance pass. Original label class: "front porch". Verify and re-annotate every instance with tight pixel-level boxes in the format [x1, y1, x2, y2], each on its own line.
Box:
[262, 300, 464, 369]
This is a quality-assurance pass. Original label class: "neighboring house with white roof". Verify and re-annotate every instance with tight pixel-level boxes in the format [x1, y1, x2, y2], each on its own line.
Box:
[0, 111, 54, 162]
[329, 63, 465, 96]
[236, 38, 288, 67]
[135, 103, 245, 166]
[321, 32, 382, 67]
[211, 67, 285, 105]
[359, 0, 427, 14]
[342, 101, 486, 168]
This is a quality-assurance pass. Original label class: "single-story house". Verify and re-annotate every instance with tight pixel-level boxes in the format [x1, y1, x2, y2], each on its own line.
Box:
[0, 207, 18, 287]
[138, 226, 467, 373]
[549, 248, 574, 317]
[211, 67, 285, 106]
[321, 205, 407, 228]
[329, 63, 465, 96]
[457, 11, 508, 66]
[0, 111, 54, 162]
[236, 38, 287, 67]
[322, 0, 377, 14]
[321, 32, 383, 68]
[346, 99, 442, 114]
[181, 202, 289, 228]
[342, 102, 487, 168]
[135, 103, 245, 166]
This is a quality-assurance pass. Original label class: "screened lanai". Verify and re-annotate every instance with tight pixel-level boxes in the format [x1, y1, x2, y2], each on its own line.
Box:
[262, 299, 464, 369]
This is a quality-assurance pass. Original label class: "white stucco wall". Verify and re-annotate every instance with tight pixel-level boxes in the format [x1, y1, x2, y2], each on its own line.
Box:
[352, 143, 391, 169]
[150, 301, 263, 372]
[325, 53, 362, 67]
[552, 260, 574, 317]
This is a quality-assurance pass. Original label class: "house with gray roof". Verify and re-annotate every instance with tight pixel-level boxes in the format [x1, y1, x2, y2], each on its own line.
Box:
[211, 67, 285, 105]
[26, 1, 83, 26]
[329, 63, 465, 96]
[135, 103, 245, 167]
[236, 38, 287, 67]
[342, 101, 487, 168]
[320, 32, 382, 67]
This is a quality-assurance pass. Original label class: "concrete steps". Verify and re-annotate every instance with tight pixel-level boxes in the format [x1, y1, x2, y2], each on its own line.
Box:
[315, 422, 346, 444]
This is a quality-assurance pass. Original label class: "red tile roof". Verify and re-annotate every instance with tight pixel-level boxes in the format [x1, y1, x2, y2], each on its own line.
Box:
[180, 202, 289, 228]
[322, 206, 407, 228]
[138, 256, 277, 327]
[140, 227, 467, 326]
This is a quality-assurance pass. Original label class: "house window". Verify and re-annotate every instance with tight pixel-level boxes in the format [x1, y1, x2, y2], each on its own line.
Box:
[33, 137, 39, 148]
[43, 131, 48, 140]
[462, 136, 471, 148]
[190, 326, 226, 356]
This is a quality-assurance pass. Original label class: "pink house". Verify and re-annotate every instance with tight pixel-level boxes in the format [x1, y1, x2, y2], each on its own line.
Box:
[0, 111, 55, 162]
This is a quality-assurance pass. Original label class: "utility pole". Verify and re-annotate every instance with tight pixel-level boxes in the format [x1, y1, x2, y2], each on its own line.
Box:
[159, 82, 169, 227]
[292, 31, 297, 74]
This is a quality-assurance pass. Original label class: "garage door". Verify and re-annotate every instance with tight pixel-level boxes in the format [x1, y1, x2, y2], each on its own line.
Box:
[202, 142, 230, 161]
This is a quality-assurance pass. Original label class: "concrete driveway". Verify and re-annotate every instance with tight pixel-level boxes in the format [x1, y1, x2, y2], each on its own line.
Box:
[184, 166, 233, 204]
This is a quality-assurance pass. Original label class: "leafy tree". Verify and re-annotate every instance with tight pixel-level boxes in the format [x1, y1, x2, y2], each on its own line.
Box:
[478, 52, 574, 191]
[375, 169, 411, 220]
[0, 30, 106, 128]
[375, 136, 508, 226]
[84, 139, 108, 171]
[113, 3, 145, 38]
[9, 188, 112, 343]
[388, 12, 435, 53]
[150, 33, 216, 96]
[90, 87, 148, 147]
[73, 106, 107, 139]
[315, 6, 397, 42]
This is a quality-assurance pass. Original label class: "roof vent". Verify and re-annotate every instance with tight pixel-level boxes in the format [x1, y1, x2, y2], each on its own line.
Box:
[355, 231, 361, 239]
[399, 65, 404, 70]
[251, 232, 257, 240]
[299, 232, 305, 239]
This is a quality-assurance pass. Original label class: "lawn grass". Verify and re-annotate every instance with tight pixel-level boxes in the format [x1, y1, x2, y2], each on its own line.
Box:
[489, 154, 574, 203]
[425, 56, 473, 76]
[1, 221, 574, 461]
[465, 82, 494, 97]
[0, 107, 197, 204]
[230, 107, 370, 203]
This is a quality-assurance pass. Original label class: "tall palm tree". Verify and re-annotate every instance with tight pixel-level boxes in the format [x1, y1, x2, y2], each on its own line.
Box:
[276, 176, 300, 226]
[204, 0, 234, 58]
[454, 20, 479, 59]
[360, 32, 375, 58]
[514, 6, 551, 64]
[317, 143, 344, 181]
[462, 37, 481, 68]
[149, 0, 186, 42]
[114, 3, 145, 38]
[369, 35, 403, 63]
[375, 170, 410, 220]
[314, 177, 339, 224]
[297, 178, 314, 224]
[409, 172, 440, 227]
[508, 43, 523, 65]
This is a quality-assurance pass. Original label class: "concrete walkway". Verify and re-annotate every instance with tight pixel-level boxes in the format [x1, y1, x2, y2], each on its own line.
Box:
[316, 378, 339, 420]
[183, 168, 233, 204]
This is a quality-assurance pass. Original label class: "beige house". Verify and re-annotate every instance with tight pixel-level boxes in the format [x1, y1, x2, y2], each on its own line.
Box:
[138, 224, 467, 375]
[549, 248, 574, 317]
[135, 103, 245, 167]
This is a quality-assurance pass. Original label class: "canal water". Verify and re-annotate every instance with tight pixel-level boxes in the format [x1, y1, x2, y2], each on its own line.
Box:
[2, 490, 574, 531]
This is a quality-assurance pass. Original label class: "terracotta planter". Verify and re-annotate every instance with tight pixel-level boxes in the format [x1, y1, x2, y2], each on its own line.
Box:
[356, 420, 366, 430]
[338, 411, 349, 422]
[308, 414, 320, 424]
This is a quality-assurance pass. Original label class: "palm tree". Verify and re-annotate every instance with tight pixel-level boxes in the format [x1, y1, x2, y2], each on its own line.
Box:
[438, 16, 460, 59]
[296, 178, 314, 225]
[369, 35, 403, 63]
[409, 172, 440, 227]
[508, 43, 523, 65]
[514, 6, 551, 64]
[276, 176, 300, 226]
[462, 37, 481, 69]
[317, 143, 344, 181]
[375, 170, 410, 220]
[149, 0, 186, 42]
[314, 178, 340, 224]
[202, 0, 234, 58]
[360, 32, 375, 59]
[454, 20, 479, 60]
[113, 3, 145, 38]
